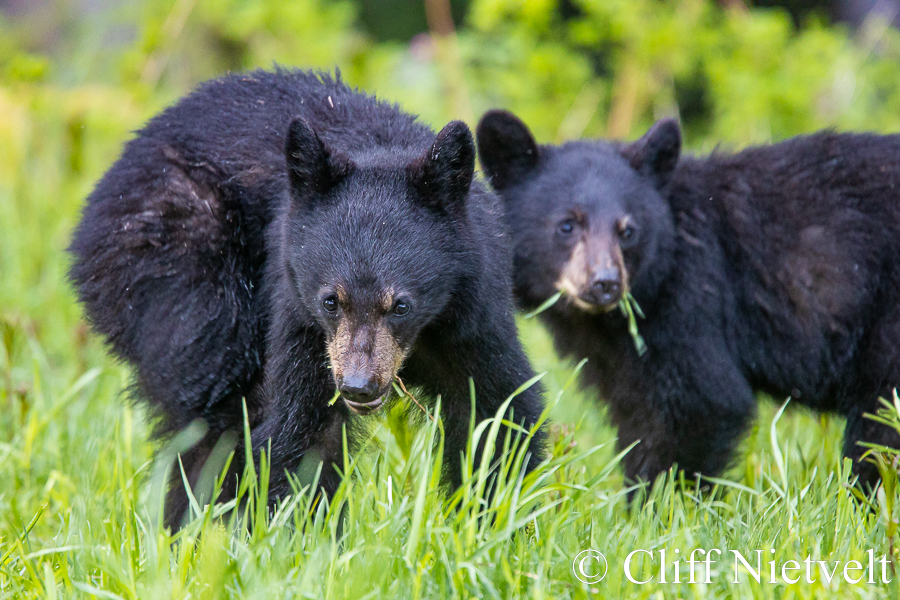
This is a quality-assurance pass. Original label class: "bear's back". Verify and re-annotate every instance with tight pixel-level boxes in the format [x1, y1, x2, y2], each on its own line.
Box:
[134, 69, 429, 180]
[695, 130, 900, 223]
[670, 131, 900, 407]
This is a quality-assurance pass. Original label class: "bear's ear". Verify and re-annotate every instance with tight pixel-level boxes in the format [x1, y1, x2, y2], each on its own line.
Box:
[285, 118, 353, 202]
[408, 120, 476, 214]
[476, 110, 540, 191]
[621, 118, 681, 183]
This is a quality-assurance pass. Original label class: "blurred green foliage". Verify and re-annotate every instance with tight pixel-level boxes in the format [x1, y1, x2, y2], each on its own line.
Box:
[4, 0, 900, 141]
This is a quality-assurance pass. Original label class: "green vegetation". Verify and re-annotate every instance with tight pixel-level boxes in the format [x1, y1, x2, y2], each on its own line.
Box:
[2, 1, 900, 597]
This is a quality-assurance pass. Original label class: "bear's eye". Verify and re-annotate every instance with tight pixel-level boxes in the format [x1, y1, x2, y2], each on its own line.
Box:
[322, 295, 338, 313]
[557, 218, 576, 235]
[618, 218, 637, 243]
[393, 299, 411, 316]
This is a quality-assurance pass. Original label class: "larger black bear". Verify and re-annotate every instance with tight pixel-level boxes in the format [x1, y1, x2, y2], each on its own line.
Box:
[477, 110, 900, 492]
[70, 69, 545, 526]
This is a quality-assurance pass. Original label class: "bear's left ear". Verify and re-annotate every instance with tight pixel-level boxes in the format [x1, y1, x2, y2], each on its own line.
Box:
[476, 110, 540, 191]
[408, 120, 476, 215]
[621, 118, 681, 183]
[285, 118, 354, 203]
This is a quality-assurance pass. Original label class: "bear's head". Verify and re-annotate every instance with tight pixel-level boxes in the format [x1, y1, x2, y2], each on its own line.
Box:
[476, 110, 679, 315]
[280, 118, 476, 415]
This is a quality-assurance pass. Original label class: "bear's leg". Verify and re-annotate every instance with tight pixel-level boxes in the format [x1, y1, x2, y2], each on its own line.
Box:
[162, 385, 267, 528]
[162, 325, 347, 526]
[615, 408, 675, 488]
[613, 347, 756, 493]
[163, 428, 238, 529]
[245, 403, 348, 507]
[237, 324, 348, 516]
[443, 384, 545, 493]
[406, 330, 547, 493]
[843, 310, 900, 490]
[188, 399, 346, 527]
[843, 401, 900, 490]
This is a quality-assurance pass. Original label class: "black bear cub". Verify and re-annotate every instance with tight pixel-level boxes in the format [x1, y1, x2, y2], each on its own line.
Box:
[70, 69, 545, 526]
[477, 110, 900, 492]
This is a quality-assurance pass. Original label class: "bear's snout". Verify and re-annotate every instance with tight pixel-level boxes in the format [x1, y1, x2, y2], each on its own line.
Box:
[586, 269, 623, 308]
[338, 372, 386, 414]
[327, 317, 406, 415]
[555, 235, 628, 312]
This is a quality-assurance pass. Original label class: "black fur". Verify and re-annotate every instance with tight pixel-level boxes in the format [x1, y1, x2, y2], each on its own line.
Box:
[477, 109, 900, 491]
[69, 70, 545, 526]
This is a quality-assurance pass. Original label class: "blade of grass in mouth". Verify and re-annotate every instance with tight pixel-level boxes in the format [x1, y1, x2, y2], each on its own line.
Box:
[523, 291, 563, 319]
[619, 292, 647, 356]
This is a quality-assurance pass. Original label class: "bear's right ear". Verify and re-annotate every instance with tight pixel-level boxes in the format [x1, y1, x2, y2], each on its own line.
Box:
[407, 120, 476, 216]
[621, 118, 681, 183]
[285, 118, 353, 202]
[476, 110, 540, 191]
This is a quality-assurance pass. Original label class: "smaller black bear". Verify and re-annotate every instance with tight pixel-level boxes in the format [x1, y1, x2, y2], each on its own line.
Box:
[70, 70, 545, 527]
[477, 109, 900, 492]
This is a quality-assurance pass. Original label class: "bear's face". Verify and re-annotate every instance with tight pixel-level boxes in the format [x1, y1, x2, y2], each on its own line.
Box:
[477, 111, 680, 314]
[282, 119, 475, 414]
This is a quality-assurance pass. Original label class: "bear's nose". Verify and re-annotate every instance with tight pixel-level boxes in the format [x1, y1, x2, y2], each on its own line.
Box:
[589, 271, 622, 306]
[339, 375, 379, 405]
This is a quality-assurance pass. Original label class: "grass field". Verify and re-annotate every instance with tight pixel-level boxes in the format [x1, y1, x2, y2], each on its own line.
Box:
[2, 83, 900, 600]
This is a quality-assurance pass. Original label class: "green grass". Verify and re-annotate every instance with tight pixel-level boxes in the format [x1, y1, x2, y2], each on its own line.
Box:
[2, 83, 900, 600]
